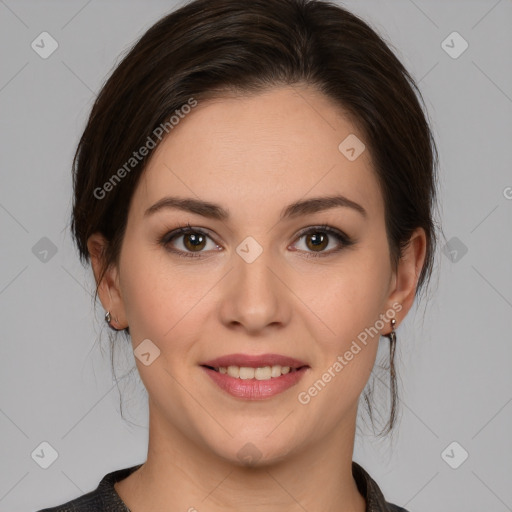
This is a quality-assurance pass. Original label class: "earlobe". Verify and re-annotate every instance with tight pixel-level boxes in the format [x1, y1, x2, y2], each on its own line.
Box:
[387, 227, 427, 321]
[86, 232, 128, 330]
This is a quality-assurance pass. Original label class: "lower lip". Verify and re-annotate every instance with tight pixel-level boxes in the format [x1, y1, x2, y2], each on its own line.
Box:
[201, 366, 308, 400]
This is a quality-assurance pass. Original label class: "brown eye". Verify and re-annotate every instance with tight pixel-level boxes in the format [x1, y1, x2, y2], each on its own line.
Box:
[160, 225, 220, 258]
[160, 223, 354, 260]
[182, 232, 207, 252]
[292, 225, 355, 258]
[304, 232, 329, 252]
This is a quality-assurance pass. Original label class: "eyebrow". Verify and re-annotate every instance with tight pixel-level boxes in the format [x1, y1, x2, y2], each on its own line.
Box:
[144, 194, 367, 221]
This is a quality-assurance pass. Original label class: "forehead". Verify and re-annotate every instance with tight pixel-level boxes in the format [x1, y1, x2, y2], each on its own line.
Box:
[132, 85, 383, 222]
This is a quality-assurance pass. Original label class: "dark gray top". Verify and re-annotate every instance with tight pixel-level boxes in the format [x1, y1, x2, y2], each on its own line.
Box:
[36, 461, 409, 512]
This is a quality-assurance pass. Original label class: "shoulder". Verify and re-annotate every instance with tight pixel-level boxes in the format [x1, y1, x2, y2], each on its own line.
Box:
[35, 464, 143, 512]
[386, 504, 410, 512]
[35, 489, 106, 512]
[352, 461, 411, 512]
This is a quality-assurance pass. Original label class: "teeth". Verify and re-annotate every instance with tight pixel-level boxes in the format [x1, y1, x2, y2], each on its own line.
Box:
[217, 365, 294, 380]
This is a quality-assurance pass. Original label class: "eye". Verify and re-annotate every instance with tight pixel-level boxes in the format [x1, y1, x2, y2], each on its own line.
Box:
[159, 223, 355, 259]
[159, 223, 220, 258]
[291, 224, 355, 258]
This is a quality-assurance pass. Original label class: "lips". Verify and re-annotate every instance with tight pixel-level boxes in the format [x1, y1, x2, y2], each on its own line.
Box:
[200, 353, 309, 369]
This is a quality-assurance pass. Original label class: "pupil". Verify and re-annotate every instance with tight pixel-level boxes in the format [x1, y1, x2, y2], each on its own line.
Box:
[308, 232, 327, 250]
[186, 233, 205, 250]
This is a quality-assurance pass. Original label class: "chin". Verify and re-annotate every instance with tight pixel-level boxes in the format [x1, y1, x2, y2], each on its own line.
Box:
[207, 434, 298, 469]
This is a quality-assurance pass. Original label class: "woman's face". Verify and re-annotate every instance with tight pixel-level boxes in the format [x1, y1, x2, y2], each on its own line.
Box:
[91, 85, 423, 464]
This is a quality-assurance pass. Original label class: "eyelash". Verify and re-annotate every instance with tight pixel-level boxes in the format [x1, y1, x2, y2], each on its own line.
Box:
[158, 222, 355, 259]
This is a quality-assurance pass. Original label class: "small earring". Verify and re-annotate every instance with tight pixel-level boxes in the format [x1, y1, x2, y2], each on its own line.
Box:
[105, 310, 123, 331]
[387, 318, 397, 343]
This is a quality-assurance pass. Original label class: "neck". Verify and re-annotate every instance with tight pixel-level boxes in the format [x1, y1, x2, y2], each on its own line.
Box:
[115, 403, 366, 512]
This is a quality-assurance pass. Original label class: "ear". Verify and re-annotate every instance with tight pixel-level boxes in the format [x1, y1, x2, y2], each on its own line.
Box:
[386, 227, 427, 329]
[87, 232, 128, 330]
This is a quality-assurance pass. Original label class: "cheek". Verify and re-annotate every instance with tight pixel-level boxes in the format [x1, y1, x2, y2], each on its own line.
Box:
[293, 243, 391, 396]
[118, 242, 221, 375]
[118, 245, 201, 399]
[118, 242, 186, 340]
[300, 250, 390, 339]
[293, 258, 390, 420]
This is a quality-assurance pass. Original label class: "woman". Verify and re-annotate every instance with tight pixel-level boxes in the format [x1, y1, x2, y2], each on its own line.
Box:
[38, 0, 439, 510]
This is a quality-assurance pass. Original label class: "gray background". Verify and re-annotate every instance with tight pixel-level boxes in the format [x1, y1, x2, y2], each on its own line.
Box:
[1, 0, 511, 511]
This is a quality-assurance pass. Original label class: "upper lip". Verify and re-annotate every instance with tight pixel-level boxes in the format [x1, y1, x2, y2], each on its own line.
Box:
[201, 353, 309, 369]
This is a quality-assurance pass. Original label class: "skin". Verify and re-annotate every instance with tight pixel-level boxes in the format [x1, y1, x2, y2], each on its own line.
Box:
[87, 85, 426, 512]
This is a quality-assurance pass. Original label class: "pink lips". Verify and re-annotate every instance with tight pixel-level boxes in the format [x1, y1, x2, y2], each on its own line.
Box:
[200, 353, 310, 400]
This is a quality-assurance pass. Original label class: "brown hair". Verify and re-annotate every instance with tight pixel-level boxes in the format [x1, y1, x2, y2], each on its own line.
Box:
[71, 0, 441, 436]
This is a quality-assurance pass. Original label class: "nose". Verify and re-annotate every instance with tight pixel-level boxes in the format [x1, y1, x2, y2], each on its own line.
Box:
[217, 245, 291, 335]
